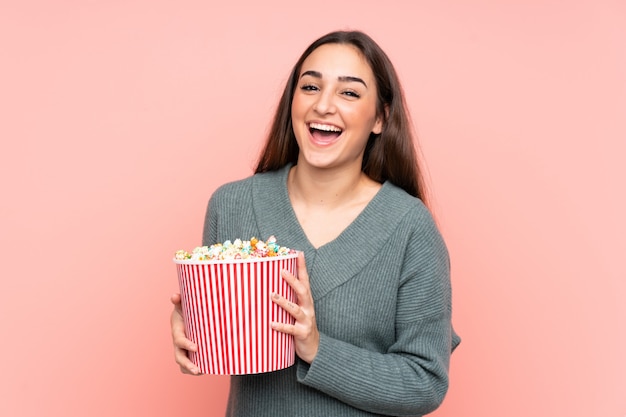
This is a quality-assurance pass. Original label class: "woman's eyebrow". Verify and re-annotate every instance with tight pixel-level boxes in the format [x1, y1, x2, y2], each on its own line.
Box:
[300, 70, 368, 88]
[338, 75, 367, 87]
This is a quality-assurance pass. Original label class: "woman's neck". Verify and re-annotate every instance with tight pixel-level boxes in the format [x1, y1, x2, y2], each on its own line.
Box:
[287, 163, 380, 210]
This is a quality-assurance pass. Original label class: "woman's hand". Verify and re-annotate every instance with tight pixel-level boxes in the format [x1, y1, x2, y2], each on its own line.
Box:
[271, 251, 320, 363]
[170, 293, 200, 375]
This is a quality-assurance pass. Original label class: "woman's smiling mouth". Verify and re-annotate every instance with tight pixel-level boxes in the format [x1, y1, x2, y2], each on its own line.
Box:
[308, 122, 343, 146]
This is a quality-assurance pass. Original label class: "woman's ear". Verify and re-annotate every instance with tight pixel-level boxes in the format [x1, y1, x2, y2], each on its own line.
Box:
[372, 104, 389, 135]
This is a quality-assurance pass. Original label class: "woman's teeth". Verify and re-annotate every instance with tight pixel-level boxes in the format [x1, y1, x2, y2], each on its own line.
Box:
[309, 122, 342, 133]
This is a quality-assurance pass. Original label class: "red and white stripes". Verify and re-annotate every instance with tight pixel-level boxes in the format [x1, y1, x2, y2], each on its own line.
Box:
[175, 256, 297, 375]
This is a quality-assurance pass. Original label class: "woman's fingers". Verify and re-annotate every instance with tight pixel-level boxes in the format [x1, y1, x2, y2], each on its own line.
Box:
[271, 252, 320, 363]
[271, 289, 319, 363]
[177, 354, 200, 375]
[173, 342, 200, 375]
[171, 318, 197, 352]
[280, 252, 313, 307]
[271, 291, 303, 320]
[170, 293, 200, 375]
[294, 251, 310, 286]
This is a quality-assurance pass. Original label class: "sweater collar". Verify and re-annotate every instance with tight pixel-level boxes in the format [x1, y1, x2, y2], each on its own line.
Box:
[251, 164, 415, 300]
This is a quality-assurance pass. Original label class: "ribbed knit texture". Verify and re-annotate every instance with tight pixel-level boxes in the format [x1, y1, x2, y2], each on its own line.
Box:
[202, 165, 460, 417]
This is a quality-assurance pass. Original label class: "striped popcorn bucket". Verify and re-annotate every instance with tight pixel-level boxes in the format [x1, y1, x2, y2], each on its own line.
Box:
[174, 255, 297, 375]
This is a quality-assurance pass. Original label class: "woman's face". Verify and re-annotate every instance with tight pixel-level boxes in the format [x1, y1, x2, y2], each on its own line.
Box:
[291, 43, 383, 172]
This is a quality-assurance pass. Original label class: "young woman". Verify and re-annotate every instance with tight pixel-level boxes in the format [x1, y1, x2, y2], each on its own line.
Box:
[171, 30, 460, 416]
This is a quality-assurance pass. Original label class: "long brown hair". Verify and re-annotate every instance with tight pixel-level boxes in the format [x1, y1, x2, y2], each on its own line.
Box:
[255, 30, 429, 204]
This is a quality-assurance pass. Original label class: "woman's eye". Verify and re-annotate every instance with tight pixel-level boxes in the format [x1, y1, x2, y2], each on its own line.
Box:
[342, 90, 360, 98]
[301, 84, 319, 92]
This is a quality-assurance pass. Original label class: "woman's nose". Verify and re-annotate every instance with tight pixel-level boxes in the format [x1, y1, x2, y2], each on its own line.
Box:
[313, 90, 336, 115]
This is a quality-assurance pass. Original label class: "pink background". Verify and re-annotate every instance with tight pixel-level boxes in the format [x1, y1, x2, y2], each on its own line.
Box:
[1, 1, 624, 416]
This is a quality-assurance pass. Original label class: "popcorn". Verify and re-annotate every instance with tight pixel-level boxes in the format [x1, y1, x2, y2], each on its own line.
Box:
[174, 236, 296, 261]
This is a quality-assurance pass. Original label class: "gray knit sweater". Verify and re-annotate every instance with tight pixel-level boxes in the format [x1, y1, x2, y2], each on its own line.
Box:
[202, 165, 460, 417]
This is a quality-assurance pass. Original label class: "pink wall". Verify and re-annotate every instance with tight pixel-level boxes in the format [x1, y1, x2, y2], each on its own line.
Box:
[1, 1, 624, 416]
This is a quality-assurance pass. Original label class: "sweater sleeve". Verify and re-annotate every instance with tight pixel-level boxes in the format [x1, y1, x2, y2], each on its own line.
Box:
[296, 209, 458, 416]
[202, 193, 218, 247]
[201, 179, 259, 246]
